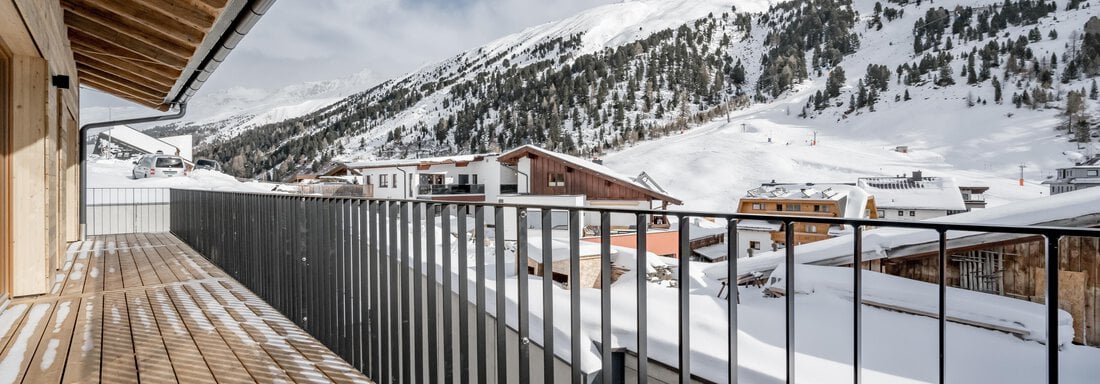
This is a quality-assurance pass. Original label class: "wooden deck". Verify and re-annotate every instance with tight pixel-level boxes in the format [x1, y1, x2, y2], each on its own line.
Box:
[0, 233, 371, 383]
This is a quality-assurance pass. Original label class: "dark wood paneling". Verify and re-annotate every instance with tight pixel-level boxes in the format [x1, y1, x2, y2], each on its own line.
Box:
[527, 155, 653, 201]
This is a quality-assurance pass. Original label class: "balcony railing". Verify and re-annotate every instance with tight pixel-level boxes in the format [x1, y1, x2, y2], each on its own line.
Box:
[166, 188, 1100, 384]
[86, 187, 170, 235]
[417, 183, 485, 196]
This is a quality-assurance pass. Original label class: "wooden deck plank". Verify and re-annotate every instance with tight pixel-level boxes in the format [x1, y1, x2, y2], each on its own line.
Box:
[145, 288, 217, 384]
[125, 291, 177, 383]
[134, 235, 181, 285]
[183, 283, 294, 383]
[0, 301, 31, 354]
[0, 301, 59, 384]
[128, 241, 163, 287]
[165, 284, 256, 383]
[60, 241, 94, 296]
[61, 295, 103, 384]
[24, 297, 80, 383]
[117, 244, 145, 289]
[82, 240, 106, 295]
[102, 239, 125, 292]
[100, 292, 138, 383]
[144, 235, 197, 283]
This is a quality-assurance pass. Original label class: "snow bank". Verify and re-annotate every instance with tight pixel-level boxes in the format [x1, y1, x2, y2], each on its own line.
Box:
[766, 264, 1073, 346]
[87, 159, 280, 194]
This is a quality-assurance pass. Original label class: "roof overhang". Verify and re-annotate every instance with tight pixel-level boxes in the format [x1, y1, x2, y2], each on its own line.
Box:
[499, 145, 683, 205]
[63, 0, 275, 110]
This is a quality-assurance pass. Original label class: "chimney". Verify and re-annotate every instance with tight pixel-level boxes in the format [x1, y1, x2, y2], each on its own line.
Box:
[912, 170, 923, 181]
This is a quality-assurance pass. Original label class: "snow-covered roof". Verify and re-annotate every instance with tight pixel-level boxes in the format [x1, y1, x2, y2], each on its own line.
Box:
[98, 125, 182, 158]
[1069, 178, 1100, 184]
[344, 153, 495, 169]
[745, 184, 847, 201]
[704, 187, 1100, 281]
[736, 219, 781, 231]
[858, 175, 966, 211]
[499, 144, 682, 204]
[744, 183, 872, 220]
[692, 243, 727, 261]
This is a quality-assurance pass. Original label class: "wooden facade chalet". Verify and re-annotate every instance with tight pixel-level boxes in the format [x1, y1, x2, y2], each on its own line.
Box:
[737, 185, 879, 247]
[497, 145, 683, 206]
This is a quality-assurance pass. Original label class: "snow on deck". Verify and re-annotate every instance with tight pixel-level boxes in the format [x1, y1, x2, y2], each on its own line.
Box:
[0, 233, 369, 383]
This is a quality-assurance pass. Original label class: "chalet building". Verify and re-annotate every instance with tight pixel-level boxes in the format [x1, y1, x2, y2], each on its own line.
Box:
[735, 184, 878, 258]
[345, 153, 506, 201]
[1044, 157, 1100, 195]
[93, 125, 193, 161]
[1, 0, 268, 299]
[858, 171, 969, 220]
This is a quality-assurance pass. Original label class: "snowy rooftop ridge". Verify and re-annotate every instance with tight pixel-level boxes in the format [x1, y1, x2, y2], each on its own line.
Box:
[499, 144, 683, 204]
[858, 175, 966, 211]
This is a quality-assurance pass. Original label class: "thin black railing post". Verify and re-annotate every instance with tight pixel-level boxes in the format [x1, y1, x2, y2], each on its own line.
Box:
[517, 208, 530, 383]
[785, 220, 795, 384]
[540, 209, 554, 384]
[426, 204, 439, 384]
[569, 209, 582, 384]
[474, 205, 488, 384]
[1045, 234, 1060, 384]
[636, 213, 649, 382]
[413, 202, 425, 384]
[727, 218, 737, 384]
[600, 211, 613, 384]
[457, 206, 470, 383]
[675, 216, 692, 384]
[937, 229, 947, 384]
[401, 202, 413, 383]
[441, 204, 454, 384]
[853, 225, 863, 384]
[494, 207, 508, 383]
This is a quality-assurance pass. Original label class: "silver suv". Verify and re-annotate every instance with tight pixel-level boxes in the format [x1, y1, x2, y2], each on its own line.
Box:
[132, 154, 188, 178]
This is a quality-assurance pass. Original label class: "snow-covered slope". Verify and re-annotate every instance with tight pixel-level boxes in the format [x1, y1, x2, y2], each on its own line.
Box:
[81, 68, 381, 142]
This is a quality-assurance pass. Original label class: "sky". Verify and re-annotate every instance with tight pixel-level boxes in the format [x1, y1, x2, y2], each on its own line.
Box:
[82, 0, 618, 109]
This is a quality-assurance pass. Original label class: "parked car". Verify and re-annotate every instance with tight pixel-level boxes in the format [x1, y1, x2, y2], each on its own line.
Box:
[194, 158, 222, 172]
[132, 154, 187, 178]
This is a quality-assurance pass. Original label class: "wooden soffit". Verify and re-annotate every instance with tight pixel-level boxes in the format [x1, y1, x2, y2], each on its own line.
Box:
[62, 0, 235, 110]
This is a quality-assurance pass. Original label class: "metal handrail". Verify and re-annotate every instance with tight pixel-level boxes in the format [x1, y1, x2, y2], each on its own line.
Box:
[167, 188, 1097, 384]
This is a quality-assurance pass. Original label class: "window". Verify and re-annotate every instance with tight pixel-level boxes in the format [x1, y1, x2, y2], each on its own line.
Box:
[785, 204, 801, 211]
[366, 175, 372, 185]
[472, 174, 478, 185]
[776, 204, 783, 211]
[458, 174, 470, 185]
[877, 210, 885, 218]
[813, 205, 831, 213]
[749, 241, 761, 250]
[155, 157, 184, 168]
[1089, 170, 1099, 177]
[548, 173, 565, 187]
[806, 225, 817, 233]
[910, 210, 916, 217]
[392, 173, 398, 188]
[380, 174, 388, 187]
[898, 210, 904, 217]
[751, 203, 764, 210]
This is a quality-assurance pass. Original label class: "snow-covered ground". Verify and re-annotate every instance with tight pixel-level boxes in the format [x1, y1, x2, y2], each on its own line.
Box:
[86, 158, 279, 193]
[425, 219, 1100, 383]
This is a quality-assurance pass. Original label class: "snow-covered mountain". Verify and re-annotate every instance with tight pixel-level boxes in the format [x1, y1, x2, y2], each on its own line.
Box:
[81, 68, 382, 141]
[193, 0, 1100, 211]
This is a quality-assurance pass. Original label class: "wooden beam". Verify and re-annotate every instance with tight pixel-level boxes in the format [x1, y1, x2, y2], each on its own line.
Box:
[77, 64, 168, 101]
[65, 12, 192, 66]
[78, 68, 166, 104]
[69, 39, 181, 78]
[61, 0, 205, 47]
[72, 51, 177, 88]
[80, 77, 166, 110]
[130, 0, 218, 30]
[187, 0, 229, 13]
[62, 0, 200, 50]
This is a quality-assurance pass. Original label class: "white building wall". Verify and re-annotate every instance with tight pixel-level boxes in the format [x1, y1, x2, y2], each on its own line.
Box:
[735, 229, 775, 258]
[359, 166, 415, 199]
[496, 195, 585, 241]
[879, 208, 949, 221]
[584, 200, 651, 228]
[516, 157, 532, 194]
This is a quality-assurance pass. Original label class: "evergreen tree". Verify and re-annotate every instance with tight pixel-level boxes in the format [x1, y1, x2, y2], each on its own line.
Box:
[904, 89, 911, 101]
[993, 77, 1003, 103]
[1091, 79, 1099, 100]
[826, 67, 846, 98]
